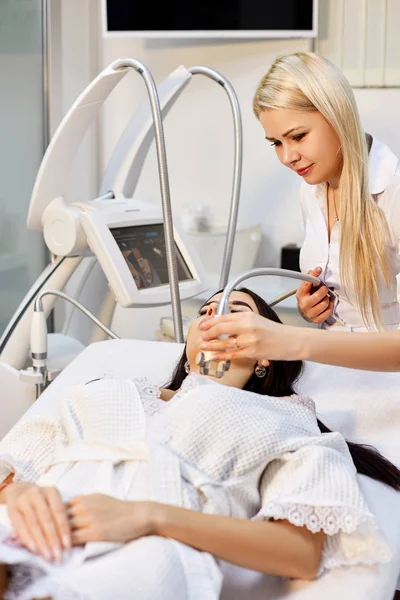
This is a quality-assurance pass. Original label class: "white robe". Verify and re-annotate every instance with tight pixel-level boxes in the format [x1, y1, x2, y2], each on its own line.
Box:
[0, 373, 391, 599]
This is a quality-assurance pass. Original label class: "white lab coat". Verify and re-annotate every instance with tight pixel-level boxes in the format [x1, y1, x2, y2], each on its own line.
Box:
[299, 137, 400, 331]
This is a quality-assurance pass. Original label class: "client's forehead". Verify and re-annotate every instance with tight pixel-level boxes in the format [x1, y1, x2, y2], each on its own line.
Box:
[207, 291, 257, 312]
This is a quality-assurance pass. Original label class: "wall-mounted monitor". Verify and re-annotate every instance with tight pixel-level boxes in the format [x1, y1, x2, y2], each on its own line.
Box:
[101, 0, 318, 39]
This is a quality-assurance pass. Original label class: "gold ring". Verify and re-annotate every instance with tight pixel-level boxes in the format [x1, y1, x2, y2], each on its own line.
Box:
[233, 337, 239, 350]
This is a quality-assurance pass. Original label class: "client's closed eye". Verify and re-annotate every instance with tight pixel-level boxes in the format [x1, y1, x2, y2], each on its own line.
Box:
[197, 308, 245, 317]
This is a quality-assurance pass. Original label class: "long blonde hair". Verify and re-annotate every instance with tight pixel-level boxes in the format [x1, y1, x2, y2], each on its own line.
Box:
[253, 52, 391, 330]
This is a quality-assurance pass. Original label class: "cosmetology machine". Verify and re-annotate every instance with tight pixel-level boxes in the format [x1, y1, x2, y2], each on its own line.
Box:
[0, 57, 245, 428]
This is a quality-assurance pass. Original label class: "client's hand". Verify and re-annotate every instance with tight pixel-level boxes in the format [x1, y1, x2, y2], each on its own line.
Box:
[4, 483, 71, 562]
[199, 311, 300, 362]
[67, 494, 157, 545]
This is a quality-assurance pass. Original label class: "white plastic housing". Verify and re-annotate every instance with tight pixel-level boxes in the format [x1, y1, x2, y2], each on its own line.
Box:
[27, 61, 130, 231]
[79, 198, 208, 307]
[42, 198, 89, 256]
[30, 309, 48, 367]
[27, 63, 192, 232]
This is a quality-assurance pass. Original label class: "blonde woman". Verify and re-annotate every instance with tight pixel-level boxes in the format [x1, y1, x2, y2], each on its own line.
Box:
[252, 51, 399, 332]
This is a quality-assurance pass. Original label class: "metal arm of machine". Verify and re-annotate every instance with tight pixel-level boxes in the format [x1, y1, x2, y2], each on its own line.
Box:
[111, 59, 183, 343]
[196, 267, 321, 378]
[187, 66, 242, 290]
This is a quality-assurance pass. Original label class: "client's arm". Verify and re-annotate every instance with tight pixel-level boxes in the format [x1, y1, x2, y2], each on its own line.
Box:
[67, 494, 324, 580]
[154, 504, 324, 580]
[199, 312, 400, 371]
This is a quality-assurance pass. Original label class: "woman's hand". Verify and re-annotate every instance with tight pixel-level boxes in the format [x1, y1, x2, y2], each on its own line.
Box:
[67, 494, 158, 545]
[296, 267, 334, 324]
[4, 483, 71, 562]
[199, 310, 302, 362]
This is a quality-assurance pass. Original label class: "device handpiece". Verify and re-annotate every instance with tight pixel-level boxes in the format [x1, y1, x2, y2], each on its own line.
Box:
[196, 293, 231, 378]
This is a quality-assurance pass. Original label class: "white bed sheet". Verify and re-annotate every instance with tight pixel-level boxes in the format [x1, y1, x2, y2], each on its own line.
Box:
[11, 339, 400, 600]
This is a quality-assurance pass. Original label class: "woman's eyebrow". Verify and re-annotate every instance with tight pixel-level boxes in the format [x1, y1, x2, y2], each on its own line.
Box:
[265, 126, 304, 141]
[199, 300, 254, 311]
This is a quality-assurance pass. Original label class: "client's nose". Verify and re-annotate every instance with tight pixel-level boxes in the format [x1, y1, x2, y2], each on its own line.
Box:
[207, 305, 217, 317]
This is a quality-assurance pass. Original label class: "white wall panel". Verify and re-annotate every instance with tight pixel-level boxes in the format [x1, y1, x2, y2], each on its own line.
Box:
[342, 0, 367, 86]
[316, 0, 398, 87]
[314, 0, 344, 69]
[384, 0, 400, 86]
[365, 0, 387, 86]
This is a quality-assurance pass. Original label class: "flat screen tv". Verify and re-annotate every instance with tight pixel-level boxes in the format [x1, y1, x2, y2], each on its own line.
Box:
[102, 0, 318, 39]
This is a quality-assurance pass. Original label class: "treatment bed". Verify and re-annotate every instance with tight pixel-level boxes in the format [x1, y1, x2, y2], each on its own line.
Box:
[9, 338, 400, 600]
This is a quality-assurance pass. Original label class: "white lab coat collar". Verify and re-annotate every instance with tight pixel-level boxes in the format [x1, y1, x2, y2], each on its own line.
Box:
[368, 136, 399, 195]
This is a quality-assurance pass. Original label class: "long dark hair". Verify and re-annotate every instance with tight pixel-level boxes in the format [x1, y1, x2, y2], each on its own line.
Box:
[166, 287, 400, 491]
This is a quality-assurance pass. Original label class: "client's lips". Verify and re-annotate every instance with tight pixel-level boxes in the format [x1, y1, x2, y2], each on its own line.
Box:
[296, 164, 314, 176]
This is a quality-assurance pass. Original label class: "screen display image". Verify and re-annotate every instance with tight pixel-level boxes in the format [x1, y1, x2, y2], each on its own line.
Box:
[105, 0, 315, 35]
[110, 224, 194, 290]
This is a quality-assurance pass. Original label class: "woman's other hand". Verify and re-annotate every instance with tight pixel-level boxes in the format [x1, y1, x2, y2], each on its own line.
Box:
[68, 494, 157, 545]
[4, 483, 71, 562]
[296, 267, 334, 324]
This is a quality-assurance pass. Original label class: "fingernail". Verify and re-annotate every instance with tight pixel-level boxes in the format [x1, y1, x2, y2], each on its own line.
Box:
[53, 545, 63, 564]
[200, 343, 207, 349]
[28, 540, 37, 553]
[62, 534, 71, 550]
[44, 547, 52, 562]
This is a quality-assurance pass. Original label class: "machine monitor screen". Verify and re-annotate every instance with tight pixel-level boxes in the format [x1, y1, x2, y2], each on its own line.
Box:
[110, 224, 194, 290]
[102, 0, 317, 38]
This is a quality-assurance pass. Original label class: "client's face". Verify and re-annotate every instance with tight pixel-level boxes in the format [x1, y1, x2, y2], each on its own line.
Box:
[185, 291, 259, 387]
